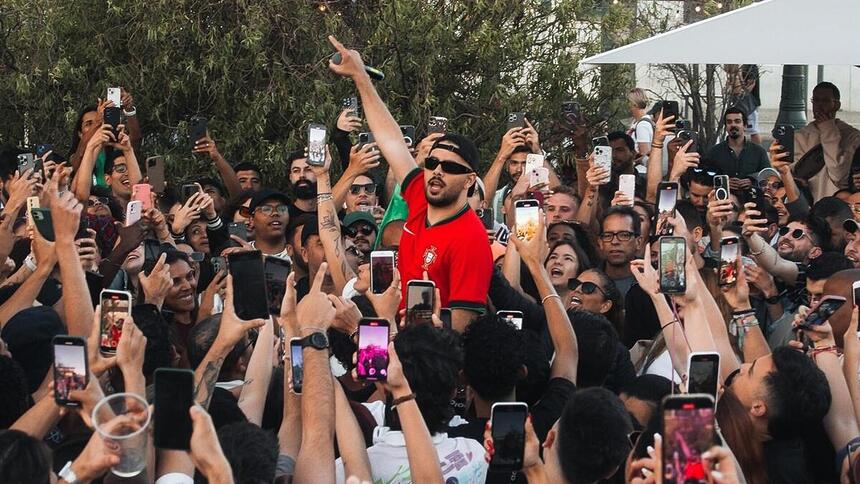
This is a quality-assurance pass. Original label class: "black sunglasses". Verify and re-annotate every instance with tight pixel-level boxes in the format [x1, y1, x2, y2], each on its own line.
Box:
[349, 183, 377, 195]
[568, 278, 607, 297]
[424, 156, 473, 175]
[690, 167, 718, 177]
[347, 225, 375, 237]
[758, 179, 783, 190]
[778, 226, 808, 240]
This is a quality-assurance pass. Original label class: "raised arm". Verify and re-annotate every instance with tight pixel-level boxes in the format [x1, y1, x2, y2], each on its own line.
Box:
[0, 235, 54, 328]
[277, 273, 303, 467]
[72, 124, 113, 202]
[646, 112, 674, 204]
[333, 381, 373, 482]
[327, 36, 417, 184]
[238, 315, 274, 425]
[316, 152, 356, 294]
[483, 128, 525, 207]
[193, 134, 242, 199]
[742, 206, 799, 285]
[332, 143, 382, 210]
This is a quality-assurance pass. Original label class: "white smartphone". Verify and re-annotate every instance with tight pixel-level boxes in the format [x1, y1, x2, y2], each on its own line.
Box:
[514, 199, 540, 242]
[529, 166, 549, 188]
[619, 174, 635, 202]
[370, 250, 396, 295]
[525, 153, 544, 174]
[593, 145, 612, 181]
[853, 281, 860, 307]
[107, 87, 122, 107]
[125, 200, 143, 226]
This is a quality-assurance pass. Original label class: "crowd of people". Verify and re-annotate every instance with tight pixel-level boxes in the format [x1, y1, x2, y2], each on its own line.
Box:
[2, 35, 860, 484]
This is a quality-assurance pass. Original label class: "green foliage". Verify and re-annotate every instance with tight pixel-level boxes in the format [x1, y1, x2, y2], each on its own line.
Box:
[0, 0, 632, 184]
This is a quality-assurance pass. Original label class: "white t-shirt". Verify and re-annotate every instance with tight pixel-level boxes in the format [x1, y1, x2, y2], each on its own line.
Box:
[335, 427, 488, 484]
[632, 116, 655, 146]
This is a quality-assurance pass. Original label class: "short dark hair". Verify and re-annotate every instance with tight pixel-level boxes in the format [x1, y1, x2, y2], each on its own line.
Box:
[724, 106, 748, 125]
[0, 356, 31, 428]
[286, 150, 306, 170]
[516, 330, 551, 407]
[70, 105, 97, 154]
[463, 314, 524, 400]
[806, 251, 853, 281]
[103, 148, 125, 175]
[556, 388, 633, 483]
[0, 430, 52, 484]
[393, 324, 463, 434]
[0, 148, 22, 181]
[764, 346, 831, 440]
[601, 205, 642, 236]
[811, 196, 853, 227]
[790, 213, 832, 250]
[133, 310, 172, 381]
[213, 422, 278, 484]
[197, 177, 226, 197]
[675, 200, 704, 231]
[607, 131, 635, 152]
[568, 310, 618, 388]
[621, 374, 677, 404]
[815, 81, 841, 101]
[511, 145, 532, 156]
[234, 162, 262, 175]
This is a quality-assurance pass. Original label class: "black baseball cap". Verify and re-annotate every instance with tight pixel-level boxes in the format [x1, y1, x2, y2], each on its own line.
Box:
[249, 188, 290, 213]
[430, 133, 480, 172]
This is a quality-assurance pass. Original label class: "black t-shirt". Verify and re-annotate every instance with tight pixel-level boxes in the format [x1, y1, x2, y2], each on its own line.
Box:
[294, 276, 310, 303]
[288, 203, 316, 221]
[764, 438, 813, 484]
[622, 284, 661, 348]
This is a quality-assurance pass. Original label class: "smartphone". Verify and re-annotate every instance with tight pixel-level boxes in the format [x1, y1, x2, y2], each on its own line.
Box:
[107, 87, 122, 107]
[515, 199, 540, 242]
[289, 338, 304, 394]
[189, 116, 208, 149]
[125, 200, 143, 226]
[717, 236, 740, 286]
[132, 184, 152, 211]
[489, 402, 528, 472]
[209, 257, 226, 275]
[853, 281, 860, 307]
[358, 132, 375, 148]
[592, 135, 609, 147]
[307, 123, 328, 166]
[439, 308, 452, 330]
[428, 116, 448, 134]
[714, 175, 730, 201]
[31, 208, 55, 242]
[659, 100, 680, 123]
[181, 183, 201, 205]
[400, 125, 416, 146]
[659, 236, 686, 294]
[772, 124, 795, 161]
[475, 208, 494, 231]
[507, 112, 526, 131]
[264, 256, 292, 315]
[142, 239, 162, 275]
[17, 153, 36, 176]
[146, 156, 166, 193]
[529, 166, 549, 188]
[594, 145, 612, 180]
[497, 310, 524, 331]
[356, 318, 390, 381]
[561, 101, 582, 123]
[619, 174, 636, 201]
[228, 250, 269, 320]
[99, 289, 132, 354]
[26, 195, 40, 228]
[227, 222, 248, 241]
[677, 129, 699, 153]
[746, 186, 766, 216]
[53, 336, 88, 407]
[525, 153, 544, 174]
[799, 295, 847, 330]
[406, 280, 436, 326]
[104, 106, 121, 132]
[686, 352, 720, 399]
[342, 96, 360, 119]
[661, 394, 716, 484]
[675, 119, 692, 131]
[656, 182, 679, 236]
[35, 144, 52, 158]
[154, 368, 194, 450]
[370, 250, 395, 294]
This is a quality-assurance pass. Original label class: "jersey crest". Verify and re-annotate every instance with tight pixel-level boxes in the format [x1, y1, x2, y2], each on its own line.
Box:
[421, 245, 438, 271]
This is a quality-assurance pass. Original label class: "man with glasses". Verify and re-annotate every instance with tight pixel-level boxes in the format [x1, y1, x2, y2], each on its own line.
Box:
[247, 189, 291, 260]
[597, 206, 642, 297]
[344, 173, 379, 215]
[706, 107, 769, 181]
[328, 38, 492, 332]
[342, 211, 377, 257]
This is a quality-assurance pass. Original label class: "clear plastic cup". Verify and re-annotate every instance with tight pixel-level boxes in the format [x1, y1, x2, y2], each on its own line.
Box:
[91, 393, 151, 477]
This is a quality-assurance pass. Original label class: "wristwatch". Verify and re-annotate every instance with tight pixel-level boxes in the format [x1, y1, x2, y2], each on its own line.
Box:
[300, 331, 329, 350]
[58, 460, 80, 484]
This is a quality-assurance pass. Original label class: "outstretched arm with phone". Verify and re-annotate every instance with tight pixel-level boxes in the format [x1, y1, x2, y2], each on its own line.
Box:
[315, 151, 357, 294]
[741, 204, 800, 285]
[328, 36, 417, 185]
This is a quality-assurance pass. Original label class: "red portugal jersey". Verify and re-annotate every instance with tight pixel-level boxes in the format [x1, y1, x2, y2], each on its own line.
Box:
[398, 169, 492, 313]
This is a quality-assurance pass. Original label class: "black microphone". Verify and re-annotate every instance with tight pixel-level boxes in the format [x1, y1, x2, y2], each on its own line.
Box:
[331, 52, 385, 81]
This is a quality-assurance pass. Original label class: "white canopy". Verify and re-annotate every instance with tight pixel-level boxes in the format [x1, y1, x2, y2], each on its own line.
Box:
[581, 0, 860, 66]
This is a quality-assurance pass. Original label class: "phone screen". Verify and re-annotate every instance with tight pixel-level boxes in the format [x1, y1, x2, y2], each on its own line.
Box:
[370, 252, 395, 294]
[290, 339, 304, 394]
[308, 125, 327, 166]
[154, 369, 194, 450]
[439, 308, 452, 330]
[719, 239, 739, 286]
[688, 355, 720, 398]
[497, 311, 523, 330]
[662, 400, 715, 483]
[407, 282, 435, 326]
[228, 251, 269, 320]
[100, 291, 130, 353]
[356, 320, 389, 381]
[804, 298, 846, 328]
[854, 284, 860, 307]
[53, 337, 88, 406]
[490, 403, 528, 472]
[181, 184, 200, 205]
[656, 185, 678, 235]
[264, 257, 292, 315]
[515, 202, 540, 242]
[659, 237, 686, 293]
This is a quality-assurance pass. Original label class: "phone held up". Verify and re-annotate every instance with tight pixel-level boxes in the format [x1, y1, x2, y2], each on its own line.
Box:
[53, 336, 88, 407]
[797, 295, 846, 331]
[406, 280, 436, 326]
[307, 123, 328, 167]
[289, 338, 304, 394]
[489, 402, 528, 472]
[227, 250, 270, 320]
[661, 394, 716, 484]
[356, 318, 390, 381]
[515, 199, 540, 242]
[718, 236, 739, 286]
[99, 289, 132, 354]
[154, 368, 194, 450]
[370, 250, 396, 295]
[655, 182, 679, 236]
[497, 310, 524, 331]
[659, 236, 686, 294]
[686, 352, 720, 399]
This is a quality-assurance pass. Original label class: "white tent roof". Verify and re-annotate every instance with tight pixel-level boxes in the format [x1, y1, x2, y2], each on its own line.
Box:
[582, 0, 860, 65]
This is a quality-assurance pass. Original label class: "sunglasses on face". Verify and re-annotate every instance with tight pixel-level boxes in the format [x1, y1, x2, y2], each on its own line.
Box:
[598, 230, 637, 242]
[347, 225, 375, 237]
[424, 156, 473, 175]
[690, 167, 717, 177]
[758, 179, 783, 190]
[88, 197, 110, 207]
[778, 226, 808, 240]
[568, 278, 607, 297]
[349, 183, 377, 195]
[256, 204, 289, 216]
[238, 206, 251, 218]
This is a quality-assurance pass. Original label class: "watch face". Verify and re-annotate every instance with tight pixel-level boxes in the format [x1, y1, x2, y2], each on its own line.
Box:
[308, 332, 328, 349]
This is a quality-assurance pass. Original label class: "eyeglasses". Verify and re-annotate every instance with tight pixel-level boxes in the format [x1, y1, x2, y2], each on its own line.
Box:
[112, 164, 128, 174]
[758, 179, 783, 190]
[778, 226, 809, 241]
[349, 183, 377, 195]
[345, 245, 368, 264]
[599, 231, 637, 242]
[88, 197, 109, 207]
[346, 225, 375, 237]
[238, 206, 251, 218]
[568, 278, 607, 297]
[424, 156, 473, 175]
[256, 204, 289, 216]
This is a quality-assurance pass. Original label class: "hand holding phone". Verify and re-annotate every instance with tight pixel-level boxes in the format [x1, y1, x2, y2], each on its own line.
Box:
[356, 318, 390, 381]
[515, 199, 540, 242]
[228, 250, 269, 320]
[53, 336, 88, 407]
[370, 251, 395, 294]
[99, 290, 132, 354]
[661, 394, 716, 483]
[406, 280, 435, 326]
[659, 236, 687, 294]
[307, 124, 328, 167]
[489, 402, 528, 472]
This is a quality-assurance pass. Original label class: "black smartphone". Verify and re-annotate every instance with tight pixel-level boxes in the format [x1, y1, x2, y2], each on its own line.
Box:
[655, 182, 679, 236]
[675, 119, 692, 131]
[17, 153, 36, 176]
[53, 336, 88, 407]
[772, 124, 795, 162]
[476, 208, 494, 230]
[211, 256, 227, 275]
[506, 112, 526, 131]
[35, 144, 52, 158]
[99, 289, 132, 354]
[400, 125, 416, 146]
[798, 296, 847, 330]
[659, 100, 680, 123]
[104, 107, 121, 133]
[307, 123, 328, 166]
[370, 250, 395, 294]
[561, 101, 582, 123]
[358, 132, 375, 149]
[180, 183, 201, 205]
[686, 352, 720, 399]
[718, 236, 739, 286]
[659, 236, 686, 294]
[713, 175, 730, 201]
[143, 239, 163, 275]
[661, 394, 716, 484]
[342, 96, 360, 119]
[228, 250, 269, 320]
[264, 256, 292, 315]
[497, 310, 524, 330]
[190, 116, 208, 149]
[356, 318, 390, 381]
[428, 116, 448, 134]
[406, 280, 435, 326]
[746, 186, 766, 216]
[75, 216, 90, 241]
[677, 129, 699, 153]
[439, 308, 452, 330]
[489, 402, 528, 472]
[146, 156, 166, 193]
[227, 222, 248, 241]
[154, 368, 194, 450]
[30, 208, 55, 242]
[289, 338, 303, 394]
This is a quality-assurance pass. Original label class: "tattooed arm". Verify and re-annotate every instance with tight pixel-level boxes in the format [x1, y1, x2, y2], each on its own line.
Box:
[316, 166, 355, 295]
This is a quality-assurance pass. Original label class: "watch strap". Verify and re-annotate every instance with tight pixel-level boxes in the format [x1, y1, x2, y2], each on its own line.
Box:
[300, 331, 329, 349]
[59, 460, 80, 484]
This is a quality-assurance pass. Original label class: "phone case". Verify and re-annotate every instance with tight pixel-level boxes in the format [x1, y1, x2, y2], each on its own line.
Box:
[525, 153, 544, 174]
[107, 87, 122, 107]
[619, 175, 636, 200]
[126, 201, 142, 226]
[307, 124, 327, 166]
[31, 208, 55, 242]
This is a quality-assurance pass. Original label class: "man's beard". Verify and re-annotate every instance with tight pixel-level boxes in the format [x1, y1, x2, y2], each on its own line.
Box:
[728, 129, 741, 140]
[293, 179, 317, 200]
[425, 186, 460, 208]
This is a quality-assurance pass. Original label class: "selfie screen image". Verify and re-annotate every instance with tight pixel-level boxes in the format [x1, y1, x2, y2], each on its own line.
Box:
[660, 242, 685, 290]
[54, 345, 86, 400]
[101, 296, 129, 351]
[357, 324, 388, 380]
[371, 257, 393, 291]
[663, 407, 715, 484]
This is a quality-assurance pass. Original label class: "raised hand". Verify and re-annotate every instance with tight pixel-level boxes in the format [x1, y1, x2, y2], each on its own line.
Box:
[366, 267, 402, 323]
[654, 109, 675, 142]
[139, 253, 171, 309]
[327, 35, 368, 80]
[348, 143, 382, 173]
[219, 274, 268, 348]
[497, 128, 527, 161]
[522, 118, 541, 153]
[336, 108, 362, 133]
[295, 262, 337, 332]
[669, 140, 699, 181]
[740, 202, 769, 239]
[116, 317, 147, 379]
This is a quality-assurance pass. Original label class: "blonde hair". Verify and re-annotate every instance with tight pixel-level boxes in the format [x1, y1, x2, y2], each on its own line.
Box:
[627, 88, 649, 110]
